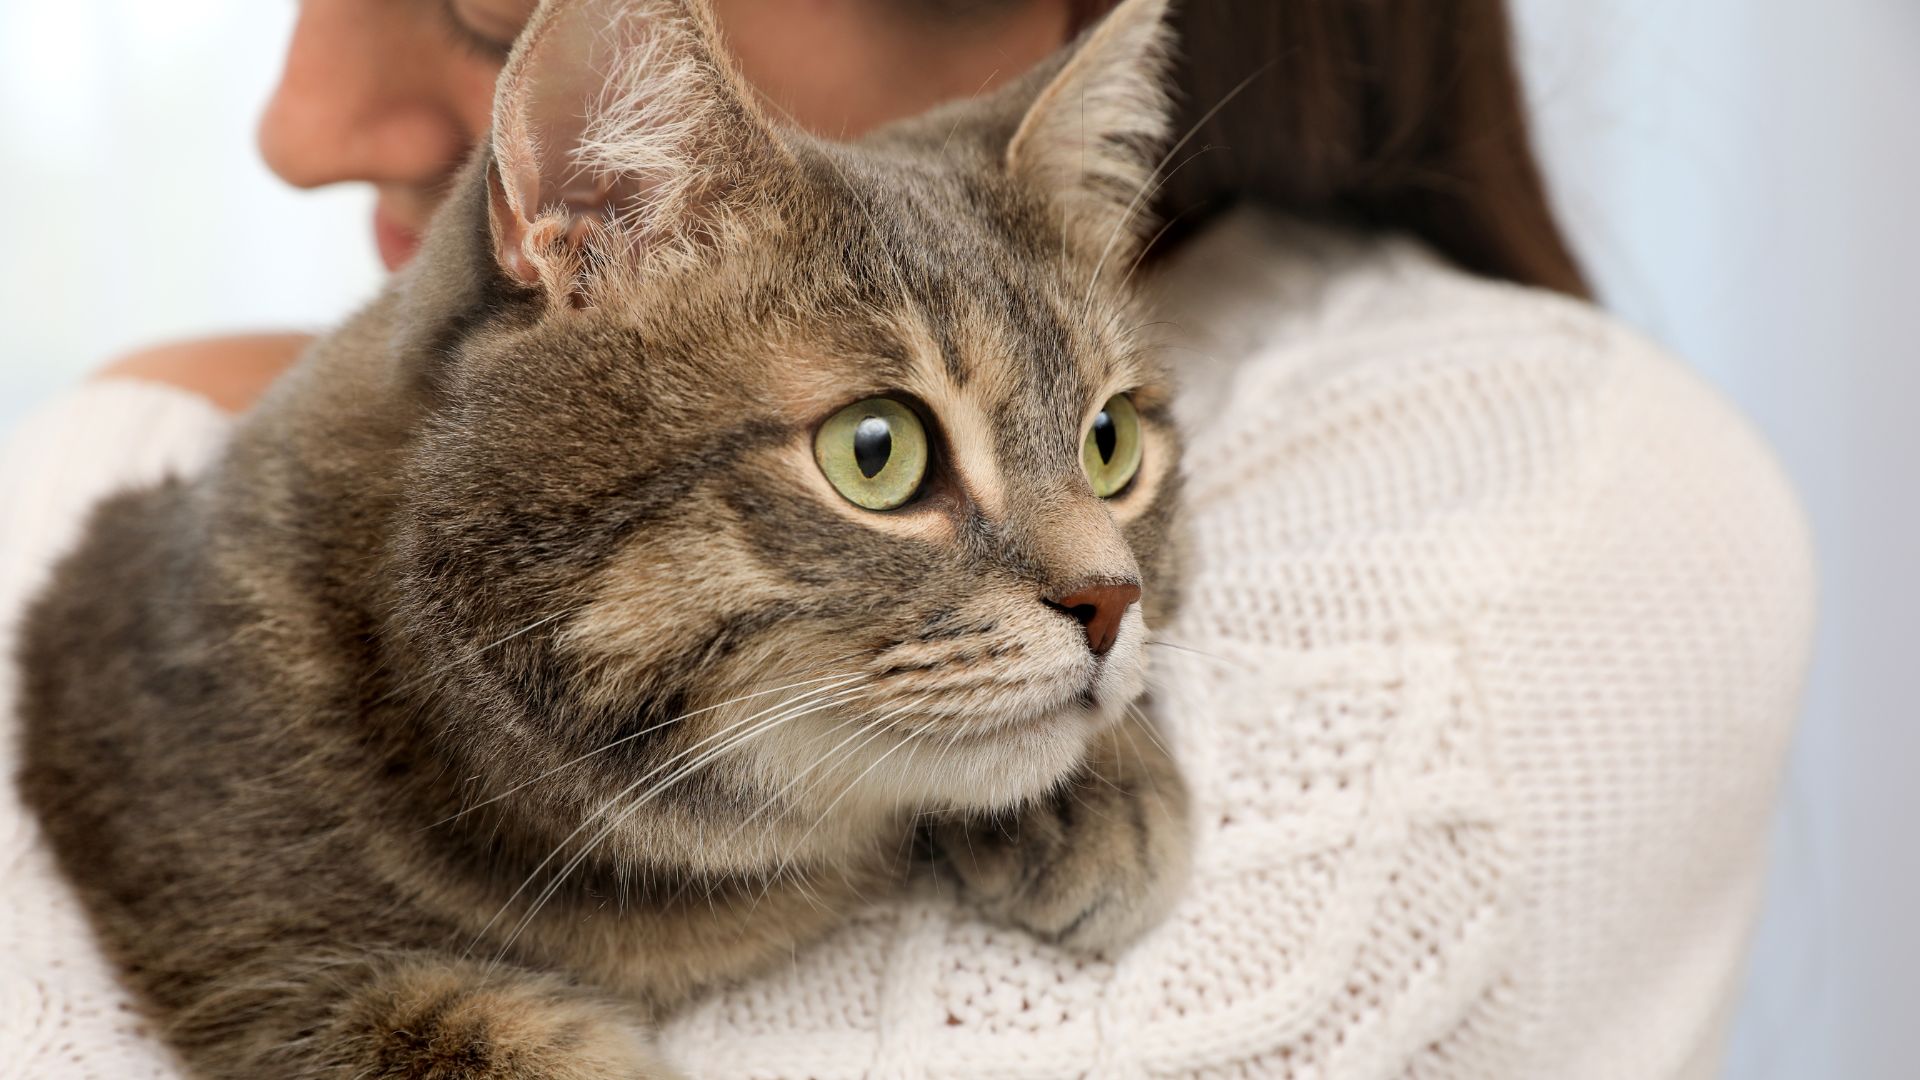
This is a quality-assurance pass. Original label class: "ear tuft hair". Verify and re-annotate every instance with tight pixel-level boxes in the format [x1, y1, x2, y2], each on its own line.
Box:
[1006, 0, 1177, 267]
[489, 0, 784, 302]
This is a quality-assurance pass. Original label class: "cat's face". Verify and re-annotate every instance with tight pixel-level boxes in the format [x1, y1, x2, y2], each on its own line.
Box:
[388, 0, 1180, 865]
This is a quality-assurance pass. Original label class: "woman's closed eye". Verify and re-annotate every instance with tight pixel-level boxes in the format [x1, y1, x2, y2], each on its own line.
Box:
[440, 0, 537, 58]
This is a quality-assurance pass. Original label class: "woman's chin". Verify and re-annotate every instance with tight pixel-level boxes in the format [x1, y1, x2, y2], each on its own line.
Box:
[372, 205, 423, 272]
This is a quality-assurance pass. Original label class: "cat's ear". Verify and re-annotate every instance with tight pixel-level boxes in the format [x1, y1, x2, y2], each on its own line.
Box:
[488, 0, 784, 300]
[1006, 0, 1176, 264]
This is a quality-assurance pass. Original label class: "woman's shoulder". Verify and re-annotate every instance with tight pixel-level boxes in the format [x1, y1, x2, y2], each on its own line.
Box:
[1148, 210, 1815, 1078]
[97, 332, 311, 414]
[1156, 209, 1814, 603]
[0, 373, 239, 638]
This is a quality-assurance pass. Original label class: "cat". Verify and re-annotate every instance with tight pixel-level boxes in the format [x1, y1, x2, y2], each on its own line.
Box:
[17, 0, 1190, 1076]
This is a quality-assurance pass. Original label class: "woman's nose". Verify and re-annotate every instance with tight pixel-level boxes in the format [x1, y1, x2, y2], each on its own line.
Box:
[257, 0, 479, 191]
[1044, 582, 1143, 657]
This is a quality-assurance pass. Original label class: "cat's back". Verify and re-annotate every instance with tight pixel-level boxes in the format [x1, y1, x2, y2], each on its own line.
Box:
[14, 298, 422, 984]
[16, 476, 256, 922]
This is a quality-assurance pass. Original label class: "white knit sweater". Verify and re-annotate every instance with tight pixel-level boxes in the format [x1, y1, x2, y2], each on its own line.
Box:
[0, 211, 1816, 1079]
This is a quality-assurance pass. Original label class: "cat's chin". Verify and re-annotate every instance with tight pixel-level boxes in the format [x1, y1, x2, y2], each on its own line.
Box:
[862, 698, 1134, 813]
[844, 633, 1153, 813]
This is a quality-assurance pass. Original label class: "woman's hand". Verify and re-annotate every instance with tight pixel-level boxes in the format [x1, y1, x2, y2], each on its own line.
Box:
[95, 333, 313, 413]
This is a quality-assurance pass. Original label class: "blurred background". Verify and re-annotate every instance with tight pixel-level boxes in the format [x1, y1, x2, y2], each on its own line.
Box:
[0, 0, 1913, 1075]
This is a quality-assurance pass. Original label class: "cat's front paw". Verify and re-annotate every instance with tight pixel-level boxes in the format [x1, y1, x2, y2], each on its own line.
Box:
[932, 710, 1190, 954]
[314, 955, 684, 1080]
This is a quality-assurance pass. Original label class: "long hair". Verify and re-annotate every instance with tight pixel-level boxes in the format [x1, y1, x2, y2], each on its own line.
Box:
[1073, 0, 1590, 298]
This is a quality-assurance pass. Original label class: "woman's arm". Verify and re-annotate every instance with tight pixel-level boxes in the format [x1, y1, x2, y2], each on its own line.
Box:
[95, 332, 312, 413]
[2, 375, 240, 1080]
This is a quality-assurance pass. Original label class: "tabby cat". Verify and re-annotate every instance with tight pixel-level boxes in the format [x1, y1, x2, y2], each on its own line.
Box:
[18, 0, 1189, 1075]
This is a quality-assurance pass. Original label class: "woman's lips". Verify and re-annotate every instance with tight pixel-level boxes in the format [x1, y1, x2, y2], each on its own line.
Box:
[373, 205, 422, 271]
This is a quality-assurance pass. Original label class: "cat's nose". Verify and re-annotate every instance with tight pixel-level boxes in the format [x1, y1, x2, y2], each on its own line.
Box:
[1044, 581, 1142, 657]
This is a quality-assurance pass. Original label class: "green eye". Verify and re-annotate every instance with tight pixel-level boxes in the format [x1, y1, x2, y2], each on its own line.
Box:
[815, 398, 930, 511]
[1083, 393, 1143, 498]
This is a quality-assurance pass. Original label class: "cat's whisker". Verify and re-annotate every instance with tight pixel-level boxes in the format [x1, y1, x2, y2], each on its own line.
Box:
[1111, 205, 1200, 303]
[486, 686, 876, 966]
[1065, 783, 1118, 826]
[1078, 61, 1275, 320]
[757, 698, 927, 875]
[489, 708, 856, 968]
[771, 713, 902, 838]
[758, 92, 917, 305]
[920, 720, 970, 815]
[370, 608, 578, 708]
[749, 695, 932, 911]
[771, 701, 929, 869]
[656, 707, 883, 912]
[1084, 723, 1132, 797]
[734, 711, 910, 917]
[423, 670, 867, 831]
[940, 67, 1003, 157]
[717, 707, 896, 850]
[1124, 700, 1177, 770]
[1078, 141, 1220, 322]
[465, 680, 872, 961]
[1144, 637, 1252, 672]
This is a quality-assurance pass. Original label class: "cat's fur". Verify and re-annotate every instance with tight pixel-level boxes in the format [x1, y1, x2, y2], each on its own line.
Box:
[18, 0, 1190, 1076]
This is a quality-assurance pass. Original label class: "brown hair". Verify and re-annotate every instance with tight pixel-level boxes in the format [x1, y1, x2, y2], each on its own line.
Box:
[1074, 0, 1590, 298]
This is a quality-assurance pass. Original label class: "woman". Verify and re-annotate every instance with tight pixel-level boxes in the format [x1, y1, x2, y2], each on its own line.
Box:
[0, 1, 1814, 1076]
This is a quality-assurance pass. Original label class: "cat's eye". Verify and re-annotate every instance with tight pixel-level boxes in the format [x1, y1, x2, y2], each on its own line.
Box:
[815, 398, 930, 511]
[1083, 394, 1143, 498]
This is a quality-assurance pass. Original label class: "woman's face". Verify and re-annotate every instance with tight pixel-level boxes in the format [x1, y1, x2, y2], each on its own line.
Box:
[259, 0, 1077, 271]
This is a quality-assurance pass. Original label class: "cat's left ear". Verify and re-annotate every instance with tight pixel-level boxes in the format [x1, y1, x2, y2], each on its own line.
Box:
[488, 0, 786, 301]
[1006, 0, 1176, 266]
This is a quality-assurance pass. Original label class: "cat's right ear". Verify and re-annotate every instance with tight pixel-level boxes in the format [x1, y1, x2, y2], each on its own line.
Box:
[487, 0, 786, 303]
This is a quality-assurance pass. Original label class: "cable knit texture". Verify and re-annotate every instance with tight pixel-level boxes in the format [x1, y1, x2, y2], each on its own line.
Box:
[0, 213, 1815, 1079]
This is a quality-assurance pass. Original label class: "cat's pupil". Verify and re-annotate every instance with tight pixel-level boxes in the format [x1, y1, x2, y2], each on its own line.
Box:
[853, 416, 892, 479]
[1092, 411, 1117, 464]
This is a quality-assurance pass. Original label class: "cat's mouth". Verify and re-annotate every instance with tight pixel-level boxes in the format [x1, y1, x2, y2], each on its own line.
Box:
[860, 620, 1147, 741]
[720, 642, 1145, 819]
[871, 684, 1132, 812]
[884, 660, 1142, 742]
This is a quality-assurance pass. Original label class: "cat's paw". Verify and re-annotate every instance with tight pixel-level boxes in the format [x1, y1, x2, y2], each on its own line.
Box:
[932, 711, 1190, 955]
[319, 955, 683, 1080]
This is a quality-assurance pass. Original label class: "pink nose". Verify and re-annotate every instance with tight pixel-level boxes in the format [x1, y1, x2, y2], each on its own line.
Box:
[1044, 582, 1142, 657]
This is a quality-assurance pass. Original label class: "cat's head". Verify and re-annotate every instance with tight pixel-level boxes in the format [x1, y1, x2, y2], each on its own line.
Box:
[387, 0, 1184, 867]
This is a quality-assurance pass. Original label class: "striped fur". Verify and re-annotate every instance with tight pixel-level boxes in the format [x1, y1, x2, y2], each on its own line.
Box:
[17, 1, 1189, 1076]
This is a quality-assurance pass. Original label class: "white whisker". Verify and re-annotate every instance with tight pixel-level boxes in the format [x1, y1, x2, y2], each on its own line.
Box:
[1125, 700, 1174, 761]
[1144, 637, 1252, 671]
[465, 679, 870, 962]
[1079, 60, 1276, 318]
[484, 685, 873, 966]
[749, 695, 932, 911]
[374, 608, 577, 707]
[717, 709, 892, 848]
[774, 701, 929, 872]
[425, 670, 866, 830]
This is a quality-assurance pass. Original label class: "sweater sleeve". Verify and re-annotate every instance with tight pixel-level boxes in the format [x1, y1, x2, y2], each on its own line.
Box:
[1, 379, 231, 1080]
[1446, 322, 1817, 1079]
[1152, 283, 1816, 1080]
[0, 379, 233, 621]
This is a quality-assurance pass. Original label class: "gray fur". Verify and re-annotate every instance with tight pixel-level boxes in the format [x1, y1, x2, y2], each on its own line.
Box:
[17, 1, 1190, 1075]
